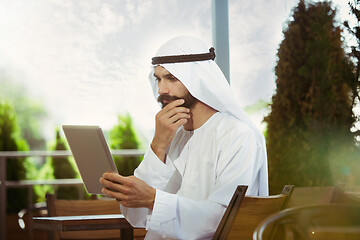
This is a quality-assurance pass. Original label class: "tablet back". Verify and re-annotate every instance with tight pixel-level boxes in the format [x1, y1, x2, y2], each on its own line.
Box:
[62, 125, 118, 195]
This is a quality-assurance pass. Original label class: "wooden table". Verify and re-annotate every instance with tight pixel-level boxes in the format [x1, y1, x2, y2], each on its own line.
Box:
[33, 214, 133, 240]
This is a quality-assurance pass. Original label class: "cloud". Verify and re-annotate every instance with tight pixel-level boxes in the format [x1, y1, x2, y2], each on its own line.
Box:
[228, 0, 298, 106]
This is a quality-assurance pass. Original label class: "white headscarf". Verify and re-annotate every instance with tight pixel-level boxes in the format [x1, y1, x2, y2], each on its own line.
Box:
[149, 36, 268, 196]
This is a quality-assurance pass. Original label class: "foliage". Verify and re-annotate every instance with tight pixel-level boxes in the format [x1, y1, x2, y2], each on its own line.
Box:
[244, 99, 269, 114]
[109, 113, 143, 176]
[33, 158, 55, 202]
[0, 69, 47, 150]
[49, 128, 79, 199]
[345, 0, 360, 140]
[0, 99, 35, 213]
[264, 0, 359, 194]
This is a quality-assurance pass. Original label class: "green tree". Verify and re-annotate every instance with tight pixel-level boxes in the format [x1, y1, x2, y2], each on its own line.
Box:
[109, 113, 143, 176]
[50, 128, 79, 199]
[0, 69, 47, 150]
[345, 0, 360, 140]
[0, 99, 34, 213]
[264, 0, 359, 194]
[33, 157, 55, 202]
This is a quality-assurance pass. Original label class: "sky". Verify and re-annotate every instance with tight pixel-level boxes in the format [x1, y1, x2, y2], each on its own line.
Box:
[0, 0, 354, 145]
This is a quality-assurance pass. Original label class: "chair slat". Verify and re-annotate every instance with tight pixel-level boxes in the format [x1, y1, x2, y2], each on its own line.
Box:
[212, 185, 294, 240]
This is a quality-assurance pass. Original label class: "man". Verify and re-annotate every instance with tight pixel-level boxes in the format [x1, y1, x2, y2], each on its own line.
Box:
[100, 36, 268, 240]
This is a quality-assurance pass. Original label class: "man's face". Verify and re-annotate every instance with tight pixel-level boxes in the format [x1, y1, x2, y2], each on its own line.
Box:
[154, 66, 197, 109]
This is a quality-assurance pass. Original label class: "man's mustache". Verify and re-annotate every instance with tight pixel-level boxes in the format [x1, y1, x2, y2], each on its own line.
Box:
[157, 94, 182, 107]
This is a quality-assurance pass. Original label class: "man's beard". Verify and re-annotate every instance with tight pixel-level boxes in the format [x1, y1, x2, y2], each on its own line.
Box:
[157, 92, 197, 109]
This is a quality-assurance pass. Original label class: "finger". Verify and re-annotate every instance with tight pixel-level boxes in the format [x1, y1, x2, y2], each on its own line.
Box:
[103, 173, 127, 184]
[164, 106, 190, 119]
[100, 177, 119, 191]
[172, 118, 188, 129]
[159, 108, 190, 126]
[101, 177, 131, 194]
[162, 99, 185, 111]
[102, 188, 128, 200]
[168, 112, 191, 124]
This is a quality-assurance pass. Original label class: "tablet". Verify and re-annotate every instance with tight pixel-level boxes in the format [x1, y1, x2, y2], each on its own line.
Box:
[62, 125, 118, 195]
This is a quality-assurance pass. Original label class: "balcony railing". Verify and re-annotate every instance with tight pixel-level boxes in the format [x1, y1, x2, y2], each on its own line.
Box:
[0, 149, 145, 240]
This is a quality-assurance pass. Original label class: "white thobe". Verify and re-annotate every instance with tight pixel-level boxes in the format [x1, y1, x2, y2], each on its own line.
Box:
[120, 112, 268, 240]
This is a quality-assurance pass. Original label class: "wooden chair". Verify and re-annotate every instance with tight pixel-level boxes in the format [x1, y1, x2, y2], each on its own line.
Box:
[285, 185, 345, 208]
[212, 185, 294, 240]
[46, 193, 147, 240]
[253, 204, 360, 240]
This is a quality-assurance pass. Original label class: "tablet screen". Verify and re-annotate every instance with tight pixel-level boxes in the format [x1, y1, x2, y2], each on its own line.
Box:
[62, 125, 118, 195]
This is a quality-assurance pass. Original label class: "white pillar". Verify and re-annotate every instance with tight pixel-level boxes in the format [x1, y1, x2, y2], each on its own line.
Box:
[212, 0, 230, 83]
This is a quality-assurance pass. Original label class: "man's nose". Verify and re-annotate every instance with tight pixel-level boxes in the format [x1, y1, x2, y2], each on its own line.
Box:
[158, 80, 169, 95]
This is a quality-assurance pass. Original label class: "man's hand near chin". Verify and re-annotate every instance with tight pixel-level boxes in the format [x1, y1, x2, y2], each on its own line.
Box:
[100, 172, 156, 210]
[151, 98, 190, 162]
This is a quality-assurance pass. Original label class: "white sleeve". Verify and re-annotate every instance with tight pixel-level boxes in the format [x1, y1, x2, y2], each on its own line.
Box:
[145, 128, 262, 239]
[120, 146, 178, 227]
[214, 128, 264, 197]
[146, 189, 225, 239]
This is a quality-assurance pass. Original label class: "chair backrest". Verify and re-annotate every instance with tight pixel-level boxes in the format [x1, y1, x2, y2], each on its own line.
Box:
[286, 185, 343, 208]
[254, 204, 360, 240]
[212, 185, 294, 240]
[332, 186, 360, 204]
[212, 185, 248, 240]
[46, 193, 122, 240]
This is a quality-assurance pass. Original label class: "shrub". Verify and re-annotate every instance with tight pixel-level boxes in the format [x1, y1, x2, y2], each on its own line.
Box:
[109, 113, 143, 176]
[264, 1, 359, 193]
[50, 128, 79, 199]
[0, 99, 33, 213]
